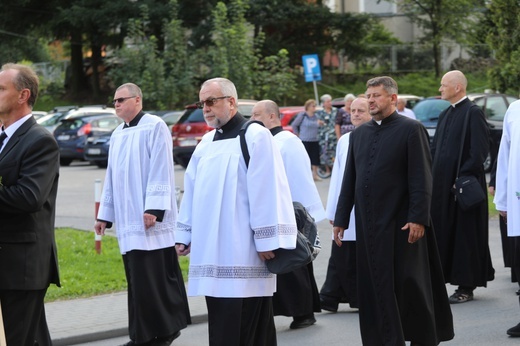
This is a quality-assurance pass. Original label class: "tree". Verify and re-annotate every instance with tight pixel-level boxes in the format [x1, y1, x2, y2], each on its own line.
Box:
[388, 0, 486, 77]
[486, 0, 520, 94]
[208, 0, 256, 97]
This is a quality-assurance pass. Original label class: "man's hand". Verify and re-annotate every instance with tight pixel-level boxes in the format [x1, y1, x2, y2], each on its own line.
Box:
[401, 222, 425, 244]
[258, 251, 275, 261]
[333, 226, 345, 247]
[143, 213, 157, 229]
[94, 221, 106, 236]
[499, 210, 507, 223]
[176, 243, 191, 256]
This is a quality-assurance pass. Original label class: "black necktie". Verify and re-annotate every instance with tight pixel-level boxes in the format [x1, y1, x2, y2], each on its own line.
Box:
[0, 132, 7, 149]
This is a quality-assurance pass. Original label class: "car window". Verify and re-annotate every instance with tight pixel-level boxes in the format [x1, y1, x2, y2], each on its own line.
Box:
[238, 104, 255, 117]
[484, 96, 507, 121]
[507, 96, 518, 105]
[57, 119, 85, 131]
[183, 109, 204, 123]
[90, 117, 122, 129]
[39, 113, 66, 126]
[413, 99, 450, 122]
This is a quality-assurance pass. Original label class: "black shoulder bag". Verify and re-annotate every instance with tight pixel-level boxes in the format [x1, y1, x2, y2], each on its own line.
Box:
[239, 121, 314, 274]
[453, 105, 487, 211]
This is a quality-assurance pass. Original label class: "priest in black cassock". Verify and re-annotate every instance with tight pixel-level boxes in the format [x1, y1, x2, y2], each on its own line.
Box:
[334, 76, 454, 346]
[431, 70, 494, 303]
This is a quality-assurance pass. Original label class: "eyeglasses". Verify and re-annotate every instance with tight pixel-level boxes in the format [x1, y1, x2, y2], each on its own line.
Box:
[112, 96, 137, 105]
[195, 96, 231, 109]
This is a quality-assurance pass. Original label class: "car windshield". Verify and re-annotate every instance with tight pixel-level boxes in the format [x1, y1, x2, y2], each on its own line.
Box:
[413, 99, 450, 123]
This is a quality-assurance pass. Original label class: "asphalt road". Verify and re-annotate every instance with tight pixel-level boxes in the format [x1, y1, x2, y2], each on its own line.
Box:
[57, 162, 520, 345]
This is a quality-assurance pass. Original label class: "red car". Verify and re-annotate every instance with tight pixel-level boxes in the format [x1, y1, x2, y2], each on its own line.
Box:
[172, 99, 258, 168]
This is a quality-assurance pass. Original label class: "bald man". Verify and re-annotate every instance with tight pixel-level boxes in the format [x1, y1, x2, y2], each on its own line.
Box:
[251, 100, 326, 329]
[431, 70, 494, 304]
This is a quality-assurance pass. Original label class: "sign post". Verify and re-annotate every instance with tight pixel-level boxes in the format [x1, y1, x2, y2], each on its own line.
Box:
[302, 54, 322, 102]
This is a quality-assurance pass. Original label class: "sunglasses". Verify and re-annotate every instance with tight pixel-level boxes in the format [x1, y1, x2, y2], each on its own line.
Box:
[112, 96, 137, 105]
[195, 96, 231, 109]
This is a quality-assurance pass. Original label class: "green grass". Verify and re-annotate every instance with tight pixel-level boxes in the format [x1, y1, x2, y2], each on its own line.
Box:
[46, 228, 189, 302]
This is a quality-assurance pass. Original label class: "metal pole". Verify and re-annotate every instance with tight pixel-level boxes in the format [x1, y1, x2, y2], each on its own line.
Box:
[313, 80, 319, 103]
[94, 179, 102, 254]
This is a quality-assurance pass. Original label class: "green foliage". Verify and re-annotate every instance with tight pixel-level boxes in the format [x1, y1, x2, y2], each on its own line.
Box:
[486, 0, 520, 95]
[208, 0, 256, 98]
[46, 228, 189, 302]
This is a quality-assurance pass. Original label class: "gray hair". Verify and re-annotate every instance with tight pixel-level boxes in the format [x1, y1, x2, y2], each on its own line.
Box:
[201, 77, 238, 99]
[2, 63, 39, 108]
[116, 83, 143, 98]
[320, 94, 332, 102]
[366, 76, 398, 95]
[344, 93, 356, 102]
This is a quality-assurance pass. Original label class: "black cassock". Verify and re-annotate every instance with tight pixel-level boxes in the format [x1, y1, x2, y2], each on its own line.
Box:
[335, 112, 454, 346]
[431, 98, 494, 287]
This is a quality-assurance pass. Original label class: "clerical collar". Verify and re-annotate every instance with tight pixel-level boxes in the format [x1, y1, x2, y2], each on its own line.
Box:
[213, 113, 247, 141]
[123, 111, 145, 128]
[373, 111, 399, 125]
[270, 126, 283, 136]
[451, 96, 468, 108]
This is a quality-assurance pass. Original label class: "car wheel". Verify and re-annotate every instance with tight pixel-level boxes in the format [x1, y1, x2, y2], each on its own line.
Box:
[95, 160, 107, 168]
[483, 153, 491, 173]
[176, 156, 190, 168]
[60, 158, 73, 166]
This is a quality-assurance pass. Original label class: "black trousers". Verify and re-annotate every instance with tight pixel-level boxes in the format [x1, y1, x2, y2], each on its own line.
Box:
[320, 240, 358, 308]
[206, 296, 276, 346]
[123, 247, 190, 344]
[0, 288, 51, 346]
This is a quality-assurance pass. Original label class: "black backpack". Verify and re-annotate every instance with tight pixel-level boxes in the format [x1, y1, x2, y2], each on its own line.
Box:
[238, 120, 321, 260]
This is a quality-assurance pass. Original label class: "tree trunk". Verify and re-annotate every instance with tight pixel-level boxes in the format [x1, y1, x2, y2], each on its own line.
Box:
[68, 30, 88, 97]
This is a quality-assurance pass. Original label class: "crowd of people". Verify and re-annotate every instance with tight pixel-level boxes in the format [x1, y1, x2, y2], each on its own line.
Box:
[1, 62, 517, 346]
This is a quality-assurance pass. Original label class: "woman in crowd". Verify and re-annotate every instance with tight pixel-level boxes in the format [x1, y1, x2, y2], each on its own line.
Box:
[292, 99, 323, 181]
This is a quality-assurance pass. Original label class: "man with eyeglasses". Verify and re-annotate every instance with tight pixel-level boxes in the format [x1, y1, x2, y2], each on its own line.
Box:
[175, 78, 297, 346]
[95, 83, 190, 346]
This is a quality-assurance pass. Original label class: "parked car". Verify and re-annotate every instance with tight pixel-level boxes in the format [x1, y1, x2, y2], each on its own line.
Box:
[54, 109, 118, 166]
[83, 116, 124, 168]
[172, 99, 258, 168]
[160, 110, 184, 132]
[414, 93, 518, 172]
[32, 111, 48, 120]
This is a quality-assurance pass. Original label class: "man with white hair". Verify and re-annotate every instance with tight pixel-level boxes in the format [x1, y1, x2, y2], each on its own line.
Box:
[176, 78, 297, 346]
[397, 97, 416, 119]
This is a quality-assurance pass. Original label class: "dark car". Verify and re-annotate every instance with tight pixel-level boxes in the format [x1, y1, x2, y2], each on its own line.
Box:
[83, 116, 124, 168]
[54, 112, 120, 166]
[414, 93, 518, 172]
[172, 100, 258, 168]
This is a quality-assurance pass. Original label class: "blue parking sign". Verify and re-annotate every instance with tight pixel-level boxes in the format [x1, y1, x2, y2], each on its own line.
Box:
[302, 54, 322, 82]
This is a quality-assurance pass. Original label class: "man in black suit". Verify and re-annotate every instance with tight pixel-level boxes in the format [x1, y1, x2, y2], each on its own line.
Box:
[0, 63, 60, 346]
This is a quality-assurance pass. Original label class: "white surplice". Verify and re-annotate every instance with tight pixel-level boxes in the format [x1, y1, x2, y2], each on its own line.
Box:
[176, 123, 297, 298]
[495, 100, 520, 236]
[273, 130, 325, 222]
[325, 132, 356, 241]
[97, 114, 177, 254]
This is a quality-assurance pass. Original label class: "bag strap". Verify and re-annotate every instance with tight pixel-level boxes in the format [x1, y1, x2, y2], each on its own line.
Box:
[455, 105, 476, 179]
[239, 120, 265, 168]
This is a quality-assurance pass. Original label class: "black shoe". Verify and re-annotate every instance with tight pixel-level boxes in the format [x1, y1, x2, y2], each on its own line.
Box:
[516, 288, 520, 296]
[290, 317, 316, 329]
[119, 341, 136, 346]
[153, 331, 181, 346]
[320, 298, 338, 312]
[449, 289, 473, 304]
[507, 323, 520, 337]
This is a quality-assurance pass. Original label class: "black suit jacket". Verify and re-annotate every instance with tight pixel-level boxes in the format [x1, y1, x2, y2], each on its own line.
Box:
[0, 116, 60, 290]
